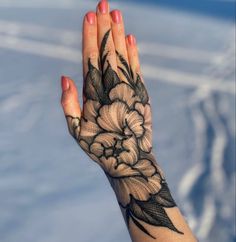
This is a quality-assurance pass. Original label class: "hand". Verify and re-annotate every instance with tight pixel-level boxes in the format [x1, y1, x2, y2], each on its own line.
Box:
[60, 1, 183, 239]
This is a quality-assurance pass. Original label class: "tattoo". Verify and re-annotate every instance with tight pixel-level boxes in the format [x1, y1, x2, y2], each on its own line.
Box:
[66, 30, 183, 238]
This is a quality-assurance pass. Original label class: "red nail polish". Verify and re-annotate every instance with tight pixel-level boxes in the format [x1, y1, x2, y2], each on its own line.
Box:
[86, 12, 96, 24]
[61, 76, 70, 91]
[127, 35, 136, 46]
[111, 10, 122, 24]
[99, 0, 108, 14]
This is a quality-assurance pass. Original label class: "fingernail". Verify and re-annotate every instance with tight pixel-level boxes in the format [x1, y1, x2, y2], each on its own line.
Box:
[61, 76, 70, 92]
[86, 12, 96, 24]
[99, 0, 108, 14]
[111, 10, 122, 24]
[127, 35, 136, 46]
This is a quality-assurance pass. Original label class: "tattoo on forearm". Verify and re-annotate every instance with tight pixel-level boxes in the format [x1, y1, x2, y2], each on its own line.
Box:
[66, 30, 183, 239]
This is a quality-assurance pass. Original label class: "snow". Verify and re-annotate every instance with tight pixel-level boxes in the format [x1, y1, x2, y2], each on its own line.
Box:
[0, 1, 235, 242]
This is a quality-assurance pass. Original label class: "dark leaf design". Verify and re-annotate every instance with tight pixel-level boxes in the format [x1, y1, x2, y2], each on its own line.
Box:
[84, 59, 104, 102]
[135, 75, 149, 104]
[130, 213, 156, 239]
[116, 50, 131, 77]
[118, 66, 132, 84]
[154, 182, 176, 208]
[130, 68, 134, 80]
[128, 184, 183, 235]
[101, 52, 109, 71]
[103, 62, 121, 94]
[100, 29, 111, 64]
[129, 195, 183, 235]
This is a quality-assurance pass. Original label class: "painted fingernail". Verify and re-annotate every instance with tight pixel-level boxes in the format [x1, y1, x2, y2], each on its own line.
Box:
[99, 0, 108, 14]
[111, 10, 122, 24]
[61, 76, 70, 92]
[127, 35, 136, 46]
[86, 12, 96, 25]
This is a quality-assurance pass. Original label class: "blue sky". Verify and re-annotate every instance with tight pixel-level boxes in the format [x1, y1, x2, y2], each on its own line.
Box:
[120, 0, 236, 21]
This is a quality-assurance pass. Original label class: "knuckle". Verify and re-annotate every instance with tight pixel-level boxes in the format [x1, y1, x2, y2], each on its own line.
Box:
[118, 28, 124, 35]
[85, 48, 99, 61]
[60, 94, 67, 106]
[89, 50, 98, 60]
[61, 96, 72, 108]
[102, 19, 110, 26]
[87, 28, 96, 37]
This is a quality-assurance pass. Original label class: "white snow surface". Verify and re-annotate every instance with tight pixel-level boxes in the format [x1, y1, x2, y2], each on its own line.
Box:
[0, 1, 235, 242]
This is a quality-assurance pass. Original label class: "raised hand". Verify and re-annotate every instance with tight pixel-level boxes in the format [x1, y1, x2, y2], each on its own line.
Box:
[60, 1, 193, 240]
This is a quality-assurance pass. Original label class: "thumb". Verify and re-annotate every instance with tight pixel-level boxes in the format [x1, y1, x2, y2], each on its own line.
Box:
[61, 76, 81, 140]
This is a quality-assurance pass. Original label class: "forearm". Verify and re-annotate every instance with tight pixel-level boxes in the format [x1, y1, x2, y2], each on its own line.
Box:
[127, 206, 197, 242]
[103, 153, 198, 242]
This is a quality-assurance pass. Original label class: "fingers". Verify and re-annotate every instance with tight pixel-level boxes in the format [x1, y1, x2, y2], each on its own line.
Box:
[83, 11, 99, 78]
[110, 9, 130, 82]
[61, 76, 81, 140]
[97, 0, 117, 72]
[126, 34, 143, 82]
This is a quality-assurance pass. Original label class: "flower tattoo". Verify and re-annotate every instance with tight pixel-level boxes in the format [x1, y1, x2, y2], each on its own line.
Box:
[65, 30, 183, 239]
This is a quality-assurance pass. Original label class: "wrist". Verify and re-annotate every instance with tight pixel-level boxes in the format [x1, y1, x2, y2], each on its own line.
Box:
[99, 152, 167, 206]
[99, 153, 181, 238]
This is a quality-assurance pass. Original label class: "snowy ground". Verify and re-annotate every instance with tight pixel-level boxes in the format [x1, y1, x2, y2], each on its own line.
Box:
[0, 1, 235, 242]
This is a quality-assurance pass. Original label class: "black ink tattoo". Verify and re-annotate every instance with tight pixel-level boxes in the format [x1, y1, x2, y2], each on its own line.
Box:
[66, 29, 183, 239]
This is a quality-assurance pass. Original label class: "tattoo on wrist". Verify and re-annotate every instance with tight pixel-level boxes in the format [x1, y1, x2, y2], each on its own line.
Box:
[66, 30, 183, 239]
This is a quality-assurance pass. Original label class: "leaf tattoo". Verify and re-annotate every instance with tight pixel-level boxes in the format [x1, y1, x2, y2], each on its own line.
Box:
[66, 29, 183, 239]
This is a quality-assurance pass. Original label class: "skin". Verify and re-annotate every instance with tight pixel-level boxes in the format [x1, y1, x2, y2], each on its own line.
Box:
[60, 1, 198, 241]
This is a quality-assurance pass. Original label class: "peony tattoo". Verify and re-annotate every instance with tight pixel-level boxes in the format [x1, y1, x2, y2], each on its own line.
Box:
[65, 30, 183, 239]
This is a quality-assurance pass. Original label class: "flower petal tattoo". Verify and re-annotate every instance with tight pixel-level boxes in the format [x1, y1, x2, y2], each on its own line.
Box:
[66, 30, 183, 239]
